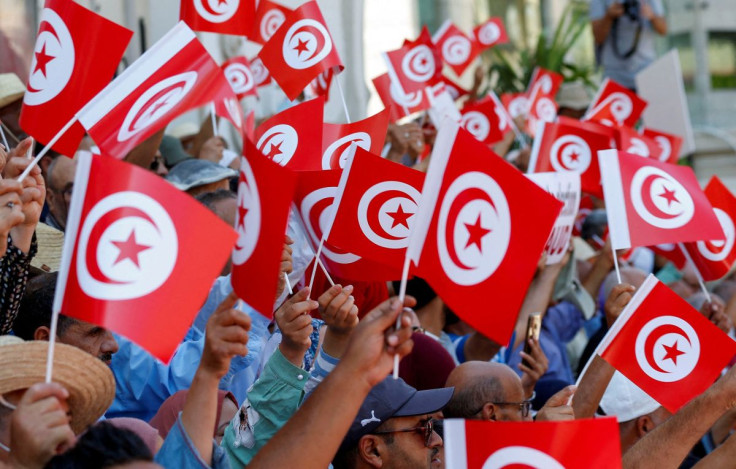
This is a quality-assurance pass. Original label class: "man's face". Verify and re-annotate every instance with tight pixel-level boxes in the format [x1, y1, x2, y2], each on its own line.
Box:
[46, 157, 77, 230]
[493, 375, 528, 422]
[58, 320, 119, 366]
[212, 197, 236, 276]
[379, 415, 443, 469]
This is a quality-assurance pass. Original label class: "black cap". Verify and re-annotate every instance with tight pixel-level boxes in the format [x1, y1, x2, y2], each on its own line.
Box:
[340, 377, 454, 451]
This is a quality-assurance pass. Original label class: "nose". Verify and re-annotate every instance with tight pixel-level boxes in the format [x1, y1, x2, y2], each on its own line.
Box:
[428, 428, 443, 448]
[102, 330, 119, 355]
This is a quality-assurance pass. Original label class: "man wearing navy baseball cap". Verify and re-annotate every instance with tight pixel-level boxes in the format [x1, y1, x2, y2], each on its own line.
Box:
[332, 376, 453, 469]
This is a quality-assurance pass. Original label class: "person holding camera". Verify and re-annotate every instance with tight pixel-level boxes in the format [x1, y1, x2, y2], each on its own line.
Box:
[590, 0, 668, 90]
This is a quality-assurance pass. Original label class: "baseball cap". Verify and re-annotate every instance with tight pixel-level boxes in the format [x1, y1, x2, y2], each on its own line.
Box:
[340, 377, 454, 450]
[599, 371, 660, 423]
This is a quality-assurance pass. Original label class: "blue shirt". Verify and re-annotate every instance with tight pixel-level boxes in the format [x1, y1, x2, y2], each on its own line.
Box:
[155, 414, 231, 469]
[107, 276, 270, 421]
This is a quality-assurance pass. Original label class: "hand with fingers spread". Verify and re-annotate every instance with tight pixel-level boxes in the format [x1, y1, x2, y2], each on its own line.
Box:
[8, 383, 76, 469]
[201, 291, 252, 380]
[3, 137, 33, 169]
[0, 179, 25, 253]
[275, 235, 294, 300]
[536, 385, 576, 422]
[604, 283, 636, 327]
[519, 337, 549, 399]
[275, 287, 318, 366]
[340, 296, 417, 389]
[198, 136, 225, 163]
[318, 284, 360, 357]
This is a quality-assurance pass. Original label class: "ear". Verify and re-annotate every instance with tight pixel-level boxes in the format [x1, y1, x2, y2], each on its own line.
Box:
[358, 435, 385, 468]
[34, 326, 51, 341]
[480, 403, 497, 421]
[636, 415, 654, 437]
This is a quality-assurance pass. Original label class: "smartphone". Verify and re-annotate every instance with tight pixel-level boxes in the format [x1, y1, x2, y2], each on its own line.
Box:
[522, 313, 542, 368]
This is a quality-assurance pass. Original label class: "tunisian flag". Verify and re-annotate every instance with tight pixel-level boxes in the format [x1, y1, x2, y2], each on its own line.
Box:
[258, 1, 343, 100]
[54, 152, 237, 362]
[432, 20, 480, 76]
[459, 97, 505, 146]
[76, 22, 232, 159]
[681, 176, 736, 281]
[19, 0, 132, 157]
[598, 274, 736, 412]
[473, 17, 508, 50]
[445, 418, 621, 469]
[249, 0, 292, 45]
[231, 140, 297, 318]
[179, 0, 255, 36]
[598, 149, 723, 250]
[615, 125, 661, 159]
[326, 148, 424, 272]
[294, 170, 401, 281]
[222, 56, 257, 99]
[254, 97, 324, 170]
[372, 73, 431, 122]
[407, 122, 562, 345]
[643, 127, 683, 164]
[584, 78, 647, 127]
[525, 67, 563, 136]
[528, 119, 612, 197]
[321, 108, 390, 170]
[383, 26, 442, 96]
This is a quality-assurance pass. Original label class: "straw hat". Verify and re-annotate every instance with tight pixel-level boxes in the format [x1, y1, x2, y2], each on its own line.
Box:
[556, 81, 592, 110]
[0, 336, 115, 433]
[30, 223, 64, 273]
[0, 74, 25, 108]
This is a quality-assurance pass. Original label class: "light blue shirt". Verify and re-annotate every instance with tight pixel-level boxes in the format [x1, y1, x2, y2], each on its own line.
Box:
[155, 413, 231, 468]
[589, 0, 665, 89]
[107, 276, 271, 421]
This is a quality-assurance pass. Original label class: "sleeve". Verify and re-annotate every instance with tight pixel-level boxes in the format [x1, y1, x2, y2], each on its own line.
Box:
[0, 234, 36, 335]
[589, 0, 607, 20]
[544, 302, 585, 344]
[222, 349, 308, 467]
[154, 413, 231, 469]
[303, 346, 339, 397]
[649, 0, 665, 17]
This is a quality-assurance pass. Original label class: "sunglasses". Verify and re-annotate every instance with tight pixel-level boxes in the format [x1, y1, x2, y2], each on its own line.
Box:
[373, 418, 437, 447]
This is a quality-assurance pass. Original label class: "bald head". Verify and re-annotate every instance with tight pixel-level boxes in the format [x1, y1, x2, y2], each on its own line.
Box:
[443, 362, 524, 419]
[602, 266, 647, 301]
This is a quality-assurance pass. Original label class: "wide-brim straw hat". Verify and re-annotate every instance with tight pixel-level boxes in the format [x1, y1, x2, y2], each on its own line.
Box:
[0, 336, 115, 433]
[0, 74, 25, 109]
[30, 223, 64, 273]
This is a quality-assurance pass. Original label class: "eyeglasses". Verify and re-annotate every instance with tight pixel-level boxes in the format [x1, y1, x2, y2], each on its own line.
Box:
[373, 419, 436, 447]
[470, 399, 533, 418]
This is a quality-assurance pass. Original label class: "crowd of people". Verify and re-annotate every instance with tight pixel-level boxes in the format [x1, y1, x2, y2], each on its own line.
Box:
[1, 2, 735, 468]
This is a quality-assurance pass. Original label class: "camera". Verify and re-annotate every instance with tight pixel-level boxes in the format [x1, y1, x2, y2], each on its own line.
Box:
[622, 0, 640, 21]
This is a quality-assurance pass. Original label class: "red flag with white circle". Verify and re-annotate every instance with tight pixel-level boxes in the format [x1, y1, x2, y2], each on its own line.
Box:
[254, 96, 324, 170]
[372, 73, 431, 122]
[598, 274, 736, 412]
[501, 92, 528, 120]
[321, 108, 390, 170]
[179, 0, 255, 36]
[584, 78, 647, 128]
[294, 169, 401, 281]
[432, 20, 480, 76]
[325, 147, 424, 272]
[54, 153, 237, 362]
[527, 119, 612, 198]
[406, 122, 562, 345]
[642, 127, 683, 165]
[249, 0, 292, 45]
[615, 125, 660, 159]
[221, 56, 257, 99]
[76, 22, 232, 159]
[473, 17, 508, 50]
[459, 97, 505, 146]
[681, 176, 736, 281]
[444, 417, 621, 469]
[383, 26, 442, 96]
[257, 1, 343, 101]
[231, 140, 297, 318]
[249, 56, 272, 88]
[19, 0, 133, 157]
[525, 67, 563, 136]
[307, 68, 334, 100]
[598, 149, 723, 250]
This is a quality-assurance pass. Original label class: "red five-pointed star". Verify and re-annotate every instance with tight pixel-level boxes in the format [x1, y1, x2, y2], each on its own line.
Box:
[568, 150, 580, 163]
[266, 141, 283, 160]
[33, 43, 56, 78]
[658, 187, 680, 207]
[217, 0, 228, 5]
[237, 205, 249, 231]
[386, 204, 414, 229]
[464, 213, 491, 251]
[662, 340, 686, 365]
[111, 230, 151, 268]
[294, 38, 310, 56]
